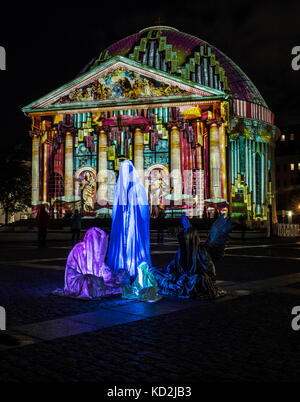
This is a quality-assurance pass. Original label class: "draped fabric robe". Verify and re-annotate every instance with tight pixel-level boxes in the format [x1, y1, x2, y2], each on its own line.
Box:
[122, 262, 161, 302]
[55, 227, 129, 299]
[151, 215, 234, 298]
[106, 160, 151, 278]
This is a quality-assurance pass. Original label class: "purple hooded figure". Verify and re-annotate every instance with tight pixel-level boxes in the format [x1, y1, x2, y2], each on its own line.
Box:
[54, 227, 129, 299]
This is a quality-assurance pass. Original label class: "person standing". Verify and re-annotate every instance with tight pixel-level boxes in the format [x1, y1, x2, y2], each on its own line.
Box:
[213, 208, 220, 221]
[37, 204, 50, 248]
[71, 209, 82, 246]
[157, 206, 165, 243]
[203, 206, 208, 221]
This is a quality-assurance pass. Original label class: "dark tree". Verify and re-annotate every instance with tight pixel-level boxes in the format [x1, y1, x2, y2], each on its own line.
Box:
[0, 144, 31, 225]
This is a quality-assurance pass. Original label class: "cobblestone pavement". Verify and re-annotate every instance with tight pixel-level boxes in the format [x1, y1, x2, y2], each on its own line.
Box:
[0, 231, 300, 383]
[0, 292, 299, 383]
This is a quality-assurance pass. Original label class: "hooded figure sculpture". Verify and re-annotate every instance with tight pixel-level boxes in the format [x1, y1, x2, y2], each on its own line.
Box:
[122, 262, 161, 302]
[53, 227, 128, 299]
[106, 160, 151, 278]
[151, 214, 235, 299]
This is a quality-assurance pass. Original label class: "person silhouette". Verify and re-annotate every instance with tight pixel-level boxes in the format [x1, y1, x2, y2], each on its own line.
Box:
[37, 204, 50, 248]
[71, 209, 82, 245]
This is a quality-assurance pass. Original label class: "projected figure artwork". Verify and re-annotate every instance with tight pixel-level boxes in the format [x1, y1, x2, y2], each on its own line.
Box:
[106, 160, 152, 279]
[80, 172, 96, 212]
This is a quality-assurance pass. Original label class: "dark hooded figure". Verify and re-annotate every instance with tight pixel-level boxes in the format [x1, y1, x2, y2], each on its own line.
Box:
[151, 214, 235, 299]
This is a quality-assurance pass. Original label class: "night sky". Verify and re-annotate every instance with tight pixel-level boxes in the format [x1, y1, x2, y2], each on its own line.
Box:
[0, 0, 299, 149]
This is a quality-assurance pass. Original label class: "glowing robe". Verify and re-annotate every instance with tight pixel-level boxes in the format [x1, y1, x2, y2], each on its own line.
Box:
[106, 160, 151, 278]
[122, 262, 161, 302]
[54, 227, 129, 299]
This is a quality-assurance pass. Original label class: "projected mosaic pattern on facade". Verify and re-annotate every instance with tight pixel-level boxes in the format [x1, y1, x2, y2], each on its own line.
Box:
[23, 26, 278, 223]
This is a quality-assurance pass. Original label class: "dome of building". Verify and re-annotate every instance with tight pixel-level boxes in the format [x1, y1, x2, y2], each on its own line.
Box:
[80, 26, 268, 108]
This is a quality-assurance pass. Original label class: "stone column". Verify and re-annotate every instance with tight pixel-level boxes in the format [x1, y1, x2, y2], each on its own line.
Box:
[220, 122, 227, 200]
[248, 140, 252, 193]
[32, 135, 40, 205]
[97, 130, 108, 205]
[209, 123, 221, 199]
[43, 141, 49, 203]
[170, 125, 182, 202]
[227, 137, 233, 216]
[252, 141, 256, 209]
[64, 132, 73, 197]
[134, 127, 144, 183]
[196, 120, 203, 169]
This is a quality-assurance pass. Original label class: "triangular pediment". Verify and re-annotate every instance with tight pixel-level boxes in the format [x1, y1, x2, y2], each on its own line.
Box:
[23, 56, 225, 113]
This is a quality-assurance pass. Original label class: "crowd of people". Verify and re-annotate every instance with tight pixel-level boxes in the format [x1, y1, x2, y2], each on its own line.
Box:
[36, 201, 228, 250]
[36, 206, 82, 248]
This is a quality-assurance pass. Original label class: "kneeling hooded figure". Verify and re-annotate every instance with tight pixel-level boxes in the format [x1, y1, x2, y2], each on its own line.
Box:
[122, 262, 161, 302]
[54, 227, 130, 299]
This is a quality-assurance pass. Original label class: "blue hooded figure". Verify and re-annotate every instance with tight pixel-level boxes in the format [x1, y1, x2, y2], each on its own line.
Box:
[106, 160, 151, 278]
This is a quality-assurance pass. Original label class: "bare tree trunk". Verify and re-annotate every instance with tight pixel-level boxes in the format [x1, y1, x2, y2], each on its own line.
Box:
[5, 206, 9, 226]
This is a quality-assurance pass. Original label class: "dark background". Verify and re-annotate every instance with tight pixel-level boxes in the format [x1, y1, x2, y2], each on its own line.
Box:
[0, 0, 299, 149]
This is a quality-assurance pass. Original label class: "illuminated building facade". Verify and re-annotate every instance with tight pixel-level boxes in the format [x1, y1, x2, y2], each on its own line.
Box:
[276, 131, 300, 220]
[22, 26, 278, 222]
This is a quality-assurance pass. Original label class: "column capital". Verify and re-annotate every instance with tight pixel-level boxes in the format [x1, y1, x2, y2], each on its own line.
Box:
[94, 126, 110, 135]
[65, 130, 75, 137]
[45, 138, 52, 145]
[206, 118, 224, 128]
[29, 129, 41, 139]
[166, 121, 183, 130]
[132, 123, 147, 132]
